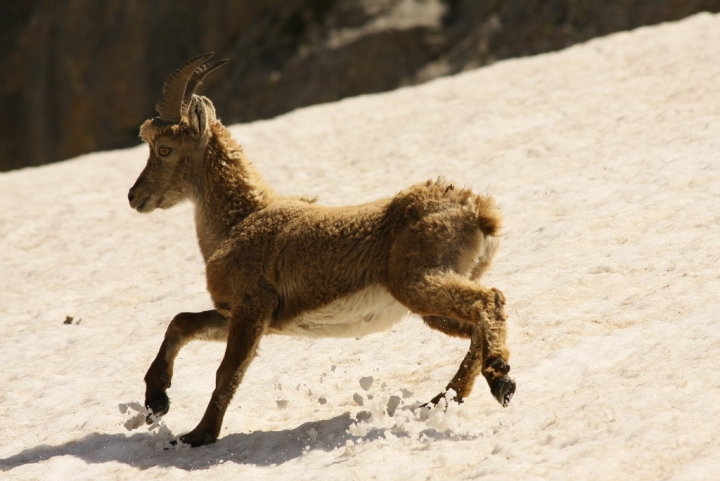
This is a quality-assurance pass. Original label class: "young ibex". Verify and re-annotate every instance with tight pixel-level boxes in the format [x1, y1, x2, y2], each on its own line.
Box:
[128, 53, 515, 447]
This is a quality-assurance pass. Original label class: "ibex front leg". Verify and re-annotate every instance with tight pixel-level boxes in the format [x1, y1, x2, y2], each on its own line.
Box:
[144, 310, 228, 421]
[179, 306, 269, 447]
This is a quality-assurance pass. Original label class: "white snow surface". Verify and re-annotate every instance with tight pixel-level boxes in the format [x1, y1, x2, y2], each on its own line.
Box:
[2, 13, 720, 480]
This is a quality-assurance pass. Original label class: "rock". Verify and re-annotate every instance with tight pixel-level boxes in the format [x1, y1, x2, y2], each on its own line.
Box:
[2, 0, 719, 171]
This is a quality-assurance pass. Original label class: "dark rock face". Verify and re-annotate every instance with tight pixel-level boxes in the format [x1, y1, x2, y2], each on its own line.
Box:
[1, 0, 719, 171]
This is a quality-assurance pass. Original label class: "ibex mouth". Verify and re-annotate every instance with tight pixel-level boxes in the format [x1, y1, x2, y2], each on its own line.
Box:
[131, 196, 152, 213]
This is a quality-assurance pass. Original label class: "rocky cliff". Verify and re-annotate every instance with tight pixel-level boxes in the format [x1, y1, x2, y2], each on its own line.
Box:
[2, 0, 719, 171]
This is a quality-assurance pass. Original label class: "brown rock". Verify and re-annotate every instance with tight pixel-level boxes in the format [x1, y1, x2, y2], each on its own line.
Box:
[1, 0, 718, 171]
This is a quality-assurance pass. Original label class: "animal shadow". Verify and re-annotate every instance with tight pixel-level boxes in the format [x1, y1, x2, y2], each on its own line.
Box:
[1, 413, 358, 472]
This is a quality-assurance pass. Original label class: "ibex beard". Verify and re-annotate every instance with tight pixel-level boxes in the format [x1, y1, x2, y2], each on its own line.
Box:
[128, 53, 516, 447]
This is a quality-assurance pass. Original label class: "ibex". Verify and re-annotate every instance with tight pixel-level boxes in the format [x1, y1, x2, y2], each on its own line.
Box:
[128, 53, 516, 447]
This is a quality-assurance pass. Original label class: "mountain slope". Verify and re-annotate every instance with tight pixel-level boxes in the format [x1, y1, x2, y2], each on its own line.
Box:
[1, 12, 719, 480]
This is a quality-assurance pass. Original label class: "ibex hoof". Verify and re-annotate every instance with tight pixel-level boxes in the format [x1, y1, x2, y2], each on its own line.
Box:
[180, 429, 217, 447]
[423, 391, 463, 408]
[491, 376, 516, 407]
[145, 393, 170, 424]
[485, 357, 515, 407]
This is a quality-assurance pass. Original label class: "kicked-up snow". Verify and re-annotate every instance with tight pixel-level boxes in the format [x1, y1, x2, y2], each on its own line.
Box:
[2, 12, 720, 480]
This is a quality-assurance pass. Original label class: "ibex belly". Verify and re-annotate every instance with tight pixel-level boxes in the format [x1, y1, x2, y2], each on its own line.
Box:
[274, 285, 409, 338]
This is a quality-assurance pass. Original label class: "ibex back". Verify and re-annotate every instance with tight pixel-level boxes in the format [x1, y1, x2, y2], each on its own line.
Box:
[128, 53, 516, 447]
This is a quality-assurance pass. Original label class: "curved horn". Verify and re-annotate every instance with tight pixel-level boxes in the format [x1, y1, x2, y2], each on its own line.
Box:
[154, 52, 214, 124]
[181, 58, 229, 119]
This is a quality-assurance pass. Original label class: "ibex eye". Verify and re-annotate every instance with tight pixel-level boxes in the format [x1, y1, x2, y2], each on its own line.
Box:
[158, 147, 171, 156]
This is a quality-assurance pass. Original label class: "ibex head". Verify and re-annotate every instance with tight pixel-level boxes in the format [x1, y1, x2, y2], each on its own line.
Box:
[129, 53, 228, 213]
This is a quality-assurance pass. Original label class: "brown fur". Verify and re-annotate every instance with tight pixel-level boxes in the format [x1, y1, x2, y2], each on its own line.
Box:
[130, 94, 515, 447]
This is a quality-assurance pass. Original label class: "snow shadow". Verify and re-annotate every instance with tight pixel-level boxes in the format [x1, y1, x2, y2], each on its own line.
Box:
[1, 413, 358, 472]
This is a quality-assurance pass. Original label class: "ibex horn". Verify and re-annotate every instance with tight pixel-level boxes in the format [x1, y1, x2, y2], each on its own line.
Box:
[182, 58, 229, 120]
[154, 52, 214, 125]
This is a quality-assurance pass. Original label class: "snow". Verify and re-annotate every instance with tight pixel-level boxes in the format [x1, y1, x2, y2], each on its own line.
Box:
[2, 12, 720, 480]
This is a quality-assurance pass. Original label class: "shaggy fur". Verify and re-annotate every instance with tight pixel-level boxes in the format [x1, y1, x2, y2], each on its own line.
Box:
[129, 92, 515, 447]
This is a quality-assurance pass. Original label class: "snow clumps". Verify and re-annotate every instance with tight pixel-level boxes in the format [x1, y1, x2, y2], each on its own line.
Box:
[118, 400, 187, 451]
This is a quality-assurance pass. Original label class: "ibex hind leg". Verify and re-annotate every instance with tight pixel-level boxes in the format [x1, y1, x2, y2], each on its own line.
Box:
[144, 310, 228, 422]
[398, 272, 515, 407]
[423, 316, 483, 406]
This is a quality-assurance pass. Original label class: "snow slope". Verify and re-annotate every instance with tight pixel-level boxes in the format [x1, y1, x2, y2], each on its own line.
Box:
[2, 12, 720, 480]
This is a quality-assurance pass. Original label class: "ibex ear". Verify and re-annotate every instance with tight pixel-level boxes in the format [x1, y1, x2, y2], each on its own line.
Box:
[188, 95, 209, 136]
[199, 96, 217, 122]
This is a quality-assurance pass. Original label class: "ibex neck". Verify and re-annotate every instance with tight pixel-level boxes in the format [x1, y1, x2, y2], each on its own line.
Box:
[192, 126, 276, 262]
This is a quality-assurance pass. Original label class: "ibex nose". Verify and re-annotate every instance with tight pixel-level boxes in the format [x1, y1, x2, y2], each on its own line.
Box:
[128, 190, 135, 203]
